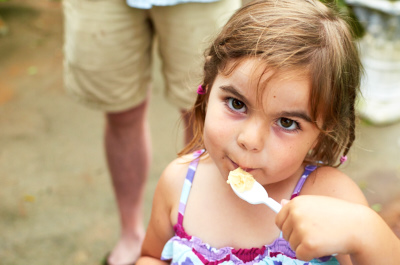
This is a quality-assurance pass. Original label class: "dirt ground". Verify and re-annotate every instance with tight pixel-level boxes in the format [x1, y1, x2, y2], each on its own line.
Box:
[0, 1, 399, 265]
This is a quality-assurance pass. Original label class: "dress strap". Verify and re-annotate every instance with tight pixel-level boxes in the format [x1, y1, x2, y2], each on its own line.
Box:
[278, 165, 318, 239]
[290, 165, 317, 200]
[177, 149, 205, 225]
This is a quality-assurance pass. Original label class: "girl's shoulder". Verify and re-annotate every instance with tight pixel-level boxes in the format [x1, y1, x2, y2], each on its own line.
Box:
[162, 153, 194, 180]
[156, 153, 197, 208]
[300, 166, 368, 205]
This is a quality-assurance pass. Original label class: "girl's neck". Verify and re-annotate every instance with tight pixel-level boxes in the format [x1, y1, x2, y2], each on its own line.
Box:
[262, 165, 307, 202]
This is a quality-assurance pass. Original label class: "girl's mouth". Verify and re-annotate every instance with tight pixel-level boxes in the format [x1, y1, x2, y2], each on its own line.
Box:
[229, 157, 255, 173]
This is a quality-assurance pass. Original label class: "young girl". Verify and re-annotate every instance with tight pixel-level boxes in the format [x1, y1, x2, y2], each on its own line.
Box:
[137, 0, 400, 264]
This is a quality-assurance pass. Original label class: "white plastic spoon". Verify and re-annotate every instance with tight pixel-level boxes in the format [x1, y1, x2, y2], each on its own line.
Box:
[230, 180, 282, 213]
[231, 181, 338, 257]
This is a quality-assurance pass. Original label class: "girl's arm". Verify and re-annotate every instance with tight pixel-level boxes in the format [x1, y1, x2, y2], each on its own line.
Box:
[136, 177, 172, 265]
[276, 195, 400, 265]
[348, 204, 400, 265]
[136, 159, 186, 265]
[136, 186, 172, 265]
[275, 167, 400, 265]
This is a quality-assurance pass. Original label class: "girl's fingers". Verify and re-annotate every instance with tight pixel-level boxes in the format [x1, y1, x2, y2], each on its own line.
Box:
[276, 199, 299, 251]
[280, 213, 293, 242]
[275, 197, 325, 261]
[275, 199, 290, 230]
[287, 226, 302, 253]
[295, 243, 316, 262]
[287, 225, 322, 261]
[281, 199, 290, 206]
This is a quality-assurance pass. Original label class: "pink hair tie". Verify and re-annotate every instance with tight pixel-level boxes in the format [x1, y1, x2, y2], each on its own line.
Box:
[340, 155, 347, 164]
[197, 85, 206, 95]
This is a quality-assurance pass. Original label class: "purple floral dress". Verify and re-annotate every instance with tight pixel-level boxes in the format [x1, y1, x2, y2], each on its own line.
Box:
[161, 150, 339, 265]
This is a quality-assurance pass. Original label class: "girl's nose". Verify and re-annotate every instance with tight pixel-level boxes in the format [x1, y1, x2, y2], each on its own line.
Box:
[236, 119, 265, 152]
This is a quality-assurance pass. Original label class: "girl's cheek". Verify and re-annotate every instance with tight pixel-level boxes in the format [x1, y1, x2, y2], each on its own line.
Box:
[207, 124, 225, 141]
[271, 126, 290, 141]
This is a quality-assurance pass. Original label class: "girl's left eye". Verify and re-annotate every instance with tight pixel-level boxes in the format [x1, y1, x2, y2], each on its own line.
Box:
[227, 98, 247, 113]
[277, 117, 300, 132]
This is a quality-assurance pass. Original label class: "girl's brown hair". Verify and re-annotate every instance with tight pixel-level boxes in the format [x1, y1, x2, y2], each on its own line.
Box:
[180, 0, 362, 167]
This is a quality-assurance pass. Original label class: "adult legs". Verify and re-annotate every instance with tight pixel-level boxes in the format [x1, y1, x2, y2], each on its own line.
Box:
[105, 100, 194, 265]
[152, 0, 242, 122]
[105, 99, 150, 265]
[63, 1, 156, 264]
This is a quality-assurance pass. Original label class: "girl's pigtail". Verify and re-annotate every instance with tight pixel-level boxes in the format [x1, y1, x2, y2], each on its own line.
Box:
[340, 79, 358, 165]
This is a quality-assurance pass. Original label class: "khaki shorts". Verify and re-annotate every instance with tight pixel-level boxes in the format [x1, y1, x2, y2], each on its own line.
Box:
[63, 0, 241, 112]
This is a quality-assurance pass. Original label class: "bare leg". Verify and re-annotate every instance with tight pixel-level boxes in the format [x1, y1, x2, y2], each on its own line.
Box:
[105, 105, 191, 264]
[105, 100, 151, 265]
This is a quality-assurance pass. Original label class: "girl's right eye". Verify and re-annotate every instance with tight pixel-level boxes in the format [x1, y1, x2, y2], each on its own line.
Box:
[226, 98, 247, 113]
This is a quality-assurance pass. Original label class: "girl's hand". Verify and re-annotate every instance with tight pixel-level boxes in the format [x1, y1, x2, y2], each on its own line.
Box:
[275, 195, 367, 261]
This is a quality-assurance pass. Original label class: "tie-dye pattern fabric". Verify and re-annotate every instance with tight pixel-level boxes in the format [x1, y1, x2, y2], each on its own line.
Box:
[161, 150, 338, 265]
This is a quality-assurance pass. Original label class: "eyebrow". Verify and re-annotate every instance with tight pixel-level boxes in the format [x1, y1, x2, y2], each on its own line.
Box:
[277, 111, 313, 123]
[219, 85, 313, 122]
[219, 85, 249, 105]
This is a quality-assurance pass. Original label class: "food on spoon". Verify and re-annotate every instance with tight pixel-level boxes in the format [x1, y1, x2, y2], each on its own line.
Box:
[227, 167, 255, 192]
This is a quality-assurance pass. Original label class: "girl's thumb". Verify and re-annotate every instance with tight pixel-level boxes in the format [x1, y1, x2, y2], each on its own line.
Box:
[281, 199, 290, 206]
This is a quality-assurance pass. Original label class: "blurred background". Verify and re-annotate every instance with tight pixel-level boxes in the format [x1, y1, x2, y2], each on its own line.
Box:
[0, 0, 399, 264]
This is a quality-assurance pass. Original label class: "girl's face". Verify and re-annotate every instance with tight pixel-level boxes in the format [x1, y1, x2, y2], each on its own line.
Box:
[203, 58, 320, 186]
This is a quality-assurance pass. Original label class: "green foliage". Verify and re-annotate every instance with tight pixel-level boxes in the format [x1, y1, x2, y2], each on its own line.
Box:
[320, 0, 365, 39]
[319, 0, 347, 8]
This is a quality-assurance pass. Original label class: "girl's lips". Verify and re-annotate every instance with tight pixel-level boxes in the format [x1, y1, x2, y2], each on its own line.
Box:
[242, 168, 254, 173]
[229, 158, 240, 169]
[229, 157, 255, 173]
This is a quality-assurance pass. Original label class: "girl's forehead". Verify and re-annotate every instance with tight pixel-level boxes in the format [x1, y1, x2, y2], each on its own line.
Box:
[222, 58, 311, 92]
[218, 58, 313, 113]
